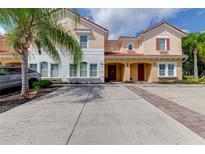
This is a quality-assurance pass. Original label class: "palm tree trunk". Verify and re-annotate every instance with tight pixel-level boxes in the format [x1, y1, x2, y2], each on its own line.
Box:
[193, 48, 198, 79]
[20, 51, 29, 97]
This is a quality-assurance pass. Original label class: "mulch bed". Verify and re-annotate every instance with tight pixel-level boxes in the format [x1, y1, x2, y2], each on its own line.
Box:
[0, 85, 62, 114]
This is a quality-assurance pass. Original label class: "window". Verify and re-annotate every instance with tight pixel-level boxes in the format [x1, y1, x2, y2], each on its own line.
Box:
[159, 64, 166, 77]
[70, 64, 77, 77]
[80, 62, 87, 77]
[128, 44, 133, 50]
[159, 38, 166, 51]
[158, 63, 176, 77]
[7, 68, 21, 75]
[168, 64, 175, 76]
[157, 38, 170, 51]
[29, 64, 37, 71]
[40, 62, 48, 77]
[80, 35, 88, 48]
[51, 64, 59, 77]
[90, 64, 97, 77]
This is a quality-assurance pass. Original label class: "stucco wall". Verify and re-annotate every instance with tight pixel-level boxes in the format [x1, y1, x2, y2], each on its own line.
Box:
[28, 48, 105, 82]
[142, 26, 182, 55]
[60, 15, 106, 49]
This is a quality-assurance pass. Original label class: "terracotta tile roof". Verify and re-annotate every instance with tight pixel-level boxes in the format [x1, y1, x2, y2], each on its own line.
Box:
[80, 16, 109, 32]
[0, 51, 14, 55]
[105, 52, 182, 57]
[140, 22, 187, 35]
[67, 9, 108, 32]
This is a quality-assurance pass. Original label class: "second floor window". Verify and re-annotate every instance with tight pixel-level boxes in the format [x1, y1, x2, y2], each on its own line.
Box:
[128, 44, 133, 50]
[80, 35, 88, 49]
[156, 38, 170, 51]
[159, 38, 166, 51]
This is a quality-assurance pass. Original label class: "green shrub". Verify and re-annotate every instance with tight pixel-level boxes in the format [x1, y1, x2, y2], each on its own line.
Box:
[183, 76, 195, 80]
[158, 80, 171, 84]
[173, 80, 194, 84]
[53, 80, 69, 84]
[199, 76, 205, 83]
[123, 80, 135, 83]
[32, 80, 53, 89]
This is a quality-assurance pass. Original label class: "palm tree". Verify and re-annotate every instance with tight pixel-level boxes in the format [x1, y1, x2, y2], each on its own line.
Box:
[182, 33, 205, 78]
[0, 9, 82, 97]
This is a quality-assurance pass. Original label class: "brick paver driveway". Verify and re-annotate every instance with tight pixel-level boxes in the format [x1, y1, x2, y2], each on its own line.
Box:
[0, 84, 205, 144]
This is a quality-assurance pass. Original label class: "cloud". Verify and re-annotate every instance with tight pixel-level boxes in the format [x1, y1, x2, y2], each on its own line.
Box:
[181, 29, 190, 33]
[87, 9, 184, 39]
[0, 26, 5, 35]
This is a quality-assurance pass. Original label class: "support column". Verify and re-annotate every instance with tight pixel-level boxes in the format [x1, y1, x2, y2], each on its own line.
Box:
[123, 63, 130, 81]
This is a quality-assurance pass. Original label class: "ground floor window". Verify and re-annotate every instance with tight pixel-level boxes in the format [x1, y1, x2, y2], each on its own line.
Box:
[90, 64, 97, 77]
[29, 63, 37, 71]
[70, 64, 77, 77]
[158, 63, 176, 77]
[40, 62, 48, 77]
[80, 62, 87, 77]
[51, 63, 59, 77]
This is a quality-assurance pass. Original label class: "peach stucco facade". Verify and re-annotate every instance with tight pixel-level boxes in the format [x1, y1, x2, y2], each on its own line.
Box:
[105, 22, 187, 82]
[0, 36, 21, 67]
[0, 11, 186, 83]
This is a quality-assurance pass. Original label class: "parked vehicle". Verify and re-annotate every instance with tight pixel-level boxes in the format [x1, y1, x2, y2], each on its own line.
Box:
[0, 66, 41, 91]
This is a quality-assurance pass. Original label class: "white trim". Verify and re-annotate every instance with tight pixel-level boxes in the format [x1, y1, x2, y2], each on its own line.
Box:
[0, 54, 15, 58]
[74, 29, 91, 34]
[157, 62, 177, 78]
[89, 63, 98, 78]
[50, 63, 60, 78]
[127, 43, 134, 51]
[157, 36, 169, 38]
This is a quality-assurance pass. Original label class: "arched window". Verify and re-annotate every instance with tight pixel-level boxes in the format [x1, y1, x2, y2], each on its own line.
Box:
[40, 62, 48, 77]
[80, 62, 87, 77]
[128, 44, 133, 50]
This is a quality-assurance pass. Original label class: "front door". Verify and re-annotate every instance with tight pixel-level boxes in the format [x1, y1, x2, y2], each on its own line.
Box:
[108, 65, 116, 81]
[138, 64, 144, 81]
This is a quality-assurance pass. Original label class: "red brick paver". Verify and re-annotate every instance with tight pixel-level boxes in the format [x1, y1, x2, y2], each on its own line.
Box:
[126, 85, 205, 139]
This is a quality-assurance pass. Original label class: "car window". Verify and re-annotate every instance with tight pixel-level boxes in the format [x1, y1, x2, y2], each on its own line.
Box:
[7, 68, 22, 75]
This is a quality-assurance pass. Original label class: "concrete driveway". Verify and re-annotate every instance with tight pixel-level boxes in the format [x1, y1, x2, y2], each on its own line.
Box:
[137, 84, 205, 116]
[0, 84, 204, 144]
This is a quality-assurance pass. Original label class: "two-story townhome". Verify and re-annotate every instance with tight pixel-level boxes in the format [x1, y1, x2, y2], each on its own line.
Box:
[1, 12, 187, 83]
[0, 35, 21, 67]
[105, 22, 187, 82]
[28, 11, 108, 83]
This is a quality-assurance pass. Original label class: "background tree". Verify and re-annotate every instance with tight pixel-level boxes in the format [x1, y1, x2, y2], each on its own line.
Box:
[0, 8, 82, 97]
[182, 32, 205, 78]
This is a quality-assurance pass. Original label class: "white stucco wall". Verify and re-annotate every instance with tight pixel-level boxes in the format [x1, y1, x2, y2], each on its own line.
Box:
[28, 48, 104, 83]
